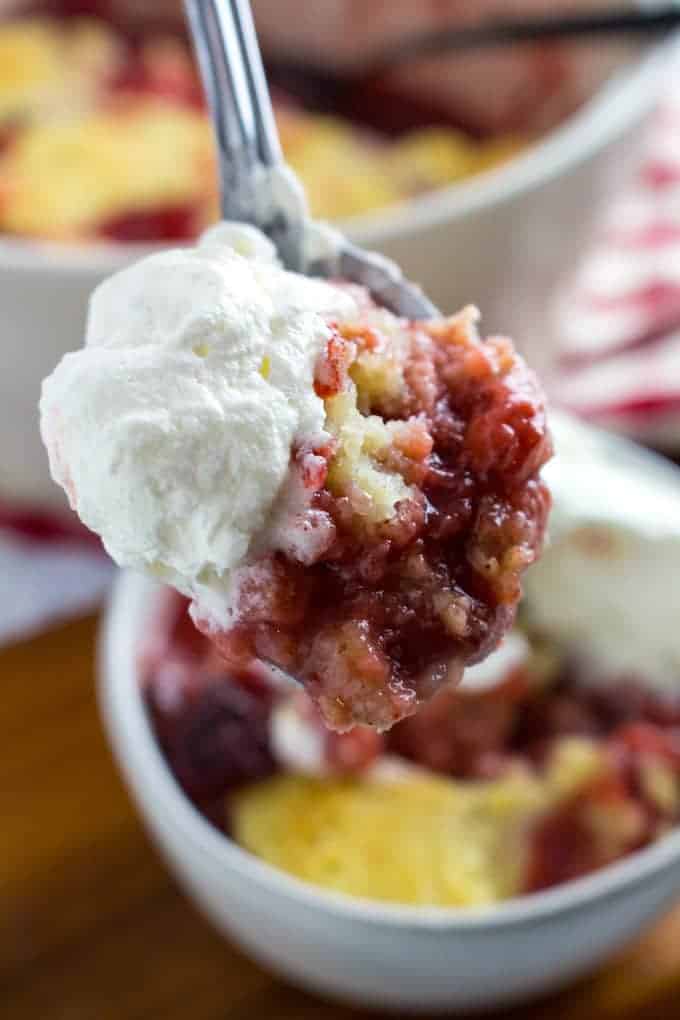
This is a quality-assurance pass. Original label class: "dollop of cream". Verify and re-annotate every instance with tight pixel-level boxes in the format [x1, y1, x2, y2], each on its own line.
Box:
[525, 412, 680, 696]
[40, 222, 356, 621]
[461, 631, 530, 693]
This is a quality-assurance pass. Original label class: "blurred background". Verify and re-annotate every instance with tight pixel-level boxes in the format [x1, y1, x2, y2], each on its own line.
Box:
[4, 2, 680, 1018]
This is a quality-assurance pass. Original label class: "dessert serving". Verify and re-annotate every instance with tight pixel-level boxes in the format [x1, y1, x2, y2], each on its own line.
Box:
[40, 221, 551, 730]
[36, 0, 680, 945]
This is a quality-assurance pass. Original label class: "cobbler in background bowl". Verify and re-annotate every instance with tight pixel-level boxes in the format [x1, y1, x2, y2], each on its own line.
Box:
[0, 2, 535, 244]
[143, 585, 680, 907]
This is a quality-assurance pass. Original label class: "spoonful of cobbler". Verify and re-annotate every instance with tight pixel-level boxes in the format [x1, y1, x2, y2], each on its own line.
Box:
[39, 0, 552, 732]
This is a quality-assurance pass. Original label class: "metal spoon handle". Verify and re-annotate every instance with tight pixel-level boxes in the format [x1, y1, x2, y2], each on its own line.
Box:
[183, 0, 436, 317]
[184, 0, 306, 267]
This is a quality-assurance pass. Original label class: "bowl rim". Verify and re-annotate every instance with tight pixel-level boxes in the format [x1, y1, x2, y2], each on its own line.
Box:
[2, 31, 677, 274]
[100, 566, 680, 933]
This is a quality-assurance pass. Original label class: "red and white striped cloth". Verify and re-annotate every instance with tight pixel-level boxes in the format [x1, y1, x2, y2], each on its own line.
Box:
[554, 92, 680, 449]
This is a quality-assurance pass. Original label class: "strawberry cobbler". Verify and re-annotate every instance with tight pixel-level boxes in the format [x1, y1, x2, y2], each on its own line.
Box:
[40, 222, 551, 731]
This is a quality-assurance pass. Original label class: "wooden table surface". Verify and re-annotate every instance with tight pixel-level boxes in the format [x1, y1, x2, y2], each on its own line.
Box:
[3, 614, 680, 1020]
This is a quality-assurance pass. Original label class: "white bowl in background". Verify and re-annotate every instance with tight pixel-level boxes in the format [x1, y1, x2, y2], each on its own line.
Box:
[100, 567, 680, 1012]
[3, 28, 678, 510]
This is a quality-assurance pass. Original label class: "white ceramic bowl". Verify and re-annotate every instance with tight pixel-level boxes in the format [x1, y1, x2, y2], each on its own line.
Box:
[100, 567, 680, 1013]
[5, 29, 678, 511]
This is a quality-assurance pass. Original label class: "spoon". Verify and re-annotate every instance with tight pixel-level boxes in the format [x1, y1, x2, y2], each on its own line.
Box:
[183, 0, 437, 320]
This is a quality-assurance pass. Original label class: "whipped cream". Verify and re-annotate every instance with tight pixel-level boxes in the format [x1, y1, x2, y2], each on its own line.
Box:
[525, 412, 680, 696]
[40, 222, 357, 620]
[270, 698, 420, 782]
[270, 699, 329, 777]
[460, 631, 530, 693]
